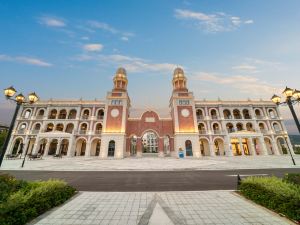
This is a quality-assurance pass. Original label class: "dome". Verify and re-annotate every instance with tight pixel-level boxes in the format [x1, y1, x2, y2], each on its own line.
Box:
[173, 67, 185, 78]
[115, 67, 127, 78]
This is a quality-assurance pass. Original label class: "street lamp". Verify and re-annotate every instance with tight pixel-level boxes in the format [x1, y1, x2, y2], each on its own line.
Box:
[271, 87, 300, 134]
[0, 86, 39, 167]
[271, 87, 300, 166]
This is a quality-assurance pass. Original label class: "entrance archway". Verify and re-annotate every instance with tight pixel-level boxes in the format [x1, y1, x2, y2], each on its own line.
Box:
[60, 139, 69, 155]
[163, 136, 170, 155]
[142, 131, 158, 153]
[11, 138, 23, 155]
[91, 139, 101, 156]
[276, 137, 288, 154]
[214, 138, 225, 156]
[231, 138, 241, 156]
[75, 138, 86, 156]
[130, 135, 137, 156]
[108, 140, 115, 157]
[264, 137, 274, 155]
[48, 139, 58, 155]
[199, 138, 210, 156]
[38, 139, 47, 155]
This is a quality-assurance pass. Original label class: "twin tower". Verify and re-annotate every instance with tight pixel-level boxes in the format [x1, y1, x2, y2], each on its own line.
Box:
[99, 67, 201, 158]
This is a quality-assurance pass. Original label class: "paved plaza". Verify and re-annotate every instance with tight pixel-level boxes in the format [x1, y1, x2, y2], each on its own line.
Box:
[1, 155, 299, 171]
[30, 191, 293, 225]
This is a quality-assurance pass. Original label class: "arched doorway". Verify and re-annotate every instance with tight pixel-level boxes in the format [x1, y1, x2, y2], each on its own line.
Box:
[38, 139, 47, 155]
[163, 136, 170, 155]
[60, 139, 69, 155]
[276, 137, 288, 154]
[185, 140, 193, 156]
[75, 138, 87, 156]
[91, 139, 101, 156]
[214, 138, 225, 156]
[11, 138, 23, 155]
[48, 139, 58, 155]
[108, 140, 115, 157]
[264, 137, 274, 155]
[130, 135, 137, 156]
[231, 138, 241, 156]
[142, 131, 158, 153]
[199, 138, 210, 156]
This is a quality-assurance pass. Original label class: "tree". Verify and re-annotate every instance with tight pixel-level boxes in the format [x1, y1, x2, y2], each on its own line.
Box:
[0, 131, 8, 151]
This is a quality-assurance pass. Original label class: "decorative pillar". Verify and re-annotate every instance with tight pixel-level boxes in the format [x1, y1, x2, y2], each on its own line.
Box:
[224, 136, 232, 156]
[248, 138, 256, 156]
[43, 139, 50, 157]
[85, 139, 92, 157]
[136, 137, 142, 157]
[238, 137, 244, 156]
[271, 137, 280, 155]
[67, 138, 75, 157]
[209, 141, 215, 156]
[259, 136, 268, 155]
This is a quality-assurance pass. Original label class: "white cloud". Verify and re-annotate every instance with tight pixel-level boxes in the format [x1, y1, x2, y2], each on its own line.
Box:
[0, 54, 52, 67]
[39, 16, 66, 27]
[174, 9, 253, 33]
[194, 72, 278, 95]
[83, 44, 103, 52]
[87, 20, 135, 40]
[74, 53, 179, 73]
[232, 64, 257, 72]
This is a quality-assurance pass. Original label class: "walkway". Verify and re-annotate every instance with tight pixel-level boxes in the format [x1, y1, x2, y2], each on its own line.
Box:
[1, 155, 300, 171]
[30, 191, 293, 225]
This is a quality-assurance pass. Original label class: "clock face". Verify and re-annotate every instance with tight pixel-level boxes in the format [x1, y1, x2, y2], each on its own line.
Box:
[181, 108, 190, 117]
[111, 108, 119, 117]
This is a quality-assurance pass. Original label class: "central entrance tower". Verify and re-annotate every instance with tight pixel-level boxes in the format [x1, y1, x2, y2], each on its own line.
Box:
[169, 68, 201, 158]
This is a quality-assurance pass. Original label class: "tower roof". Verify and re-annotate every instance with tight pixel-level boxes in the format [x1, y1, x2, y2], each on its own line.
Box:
[115, 67, 127, 78]
[173, 67, 185, 79]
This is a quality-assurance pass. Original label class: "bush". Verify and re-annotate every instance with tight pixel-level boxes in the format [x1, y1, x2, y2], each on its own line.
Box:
[0, 174, 28, 203]
[239, 176, 300, 222]
[283, 173, 300, 186]
[0, 176, 76, 225]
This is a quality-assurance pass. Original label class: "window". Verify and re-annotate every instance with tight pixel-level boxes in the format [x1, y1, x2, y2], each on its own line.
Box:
[178, 100, 189, 105]
[23, 109, 31, 119]
[111, 100, 122, 105]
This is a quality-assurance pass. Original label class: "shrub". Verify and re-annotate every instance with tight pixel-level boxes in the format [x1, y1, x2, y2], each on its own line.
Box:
[283, 173, 300, 186]
[239, 176, 300, 222]
[0, 177, 76, 225]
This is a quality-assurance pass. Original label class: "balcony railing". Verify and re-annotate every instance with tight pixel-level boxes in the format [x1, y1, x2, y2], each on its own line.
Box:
[213, 129, 222, 134]
[78, 130, 87, 134]
[256, 115, 265, 119]
[274, 130, 284, 134]
[16, 129, 26, 134]
[260, 129, 268, 134]
[198, 130, 207, 134]
[227, 128, 235, 133]
[97, 115, 104, 120]
[35, 115, 44, 119]
[81, 115, 89, 120]
[31, 130, 40, 134]
[197, 115, 204, 120]
[224, 116, 233, 119]
[94, 130, 102, 135]
[211, 115, 218, 120]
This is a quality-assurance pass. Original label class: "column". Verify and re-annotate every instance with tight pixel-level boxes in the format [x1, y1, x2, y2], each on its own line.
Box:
[209, 141, 215, 156]
[259, 136, 268, 155]
[85, 139, 92, 157]
[56, 139, 62, 155]
[32, 141, 39, 154]
[238, 137, 244, 156]
[224, 136, 232, 156]
[43, 139, 50, 157]
[248, 138, 256, 156]
[67, 138, 75, 157]
[136, 137, 142, 157]
[271, 136, 280, 155]
[22, 138, 30, 157]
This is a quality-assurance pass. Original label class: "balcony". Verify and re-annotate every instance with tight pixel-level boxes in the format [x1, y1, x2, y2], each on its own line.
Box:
[94, 130, 102, 135]
[81, 115, 89, 120]
[35, 115, 44, 119]
[227, 128, 235, 133]
[16, 129, 26, 134]
[213, 129, 222, 134]
[256, 115, 265, 120]
[211, 115, 218, 120]
[97, 115, 104, 120]
[198, 130, 207, 134]
[197, 115, 204, 120]
[274, 130, 284, 134]
[31, 130, 40, 134]
[78, 130, 87, 135]
[260, 129, 268, 134]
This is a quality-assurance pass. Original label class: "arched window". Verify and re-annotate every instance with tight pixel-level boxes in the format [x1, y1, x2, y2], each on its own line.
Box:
[80, 123, 88, 134]
[37, 109, 45, 118]
[130, 135, 137, 156]
[65, 123, 74, 134]
[142, 132, 158, 153]
[233, 109, 242, 119]
[226, 123, 234, 133]
[49, 109, 57, 119]
[259, 123, 266, 133]
[56, 123, 64, 132]
[23, 109, 31, 119]
[198, 123, 206, 134]
[255, 109, 263, 119]
[68, 109, 77, 119]
[268, 109, 277, 119]
[223, 109, 231, 119]
[196, 109, 204, 120]
[95, 123, 102, 134]
[246, 123, 253, 131]
[108, 140, 115, 157]
[46, 123, 54, 132]
[48, 139, 58, 155]
[236, 123, 243, 131]
[273, 123, 282, 133]
[243, 109, 251, 119]
[82, 109, 90, 119]
[213, 123, 221, 134]
[33, 123, 41, 133]
[58, 109, 67, 119]
[97, 109, 104, 120]
[210, 109, 218, 119]
[18, 123, 26, 134]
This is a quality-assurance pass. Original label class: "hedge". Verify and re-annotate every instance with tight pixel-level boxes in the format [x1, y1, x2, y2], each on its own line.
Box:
[283, 173, 300, 186]
[239, 176, 300, 222]
[0, 174, 76, 225]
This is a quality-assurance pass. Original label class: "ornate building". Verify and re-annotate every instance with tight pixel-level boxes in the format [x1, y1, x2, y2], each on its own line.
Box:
[6, 68, 295, 158]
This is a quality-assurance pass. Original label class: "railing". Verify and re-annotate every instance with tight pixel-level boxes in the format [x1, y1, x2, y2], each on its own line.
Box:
[197, 115, 204, 120]
[227, 128, 235, 133]
[78, 130, 87, 134]
[213, 129, 222, 134]
[211, 115, 218, 119]
[269, 115, 278, 119]
[233, 116, 242, 119]
[224, 116, 233, 119]
[274, 130, 284, 134]
[244, 116, 251, 119]
[16, 129, 26, 134]
[58, 115, 67, 119]
[97, 116, 104, 120]
[31, 130, 40, 134]
[94, 130, 102, 135]
[81, 115, 89, 120]
[255, 115, 265, 119]
[35, 115, 44, 119]
[198, 130, 207, 134]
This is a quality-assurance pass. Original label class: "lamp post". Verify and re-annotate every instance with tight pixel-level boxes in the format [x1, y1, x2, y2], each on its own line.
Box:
[271, 87, 300, 166]
[0, 86, 39, 167]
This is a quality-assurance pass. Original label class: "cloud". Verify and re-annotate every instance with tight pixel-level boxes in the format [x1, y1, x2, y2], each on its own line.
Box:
[194, 72, 278, 95]
[87, 20, 135, 40]
[174, 9, 253, 33]
[0, 54, 52, 67]
[39, 16, 66, 27]
[74, 53, 178, 73]
[83, 43, 103, 52]
[232, 64, 258, 72]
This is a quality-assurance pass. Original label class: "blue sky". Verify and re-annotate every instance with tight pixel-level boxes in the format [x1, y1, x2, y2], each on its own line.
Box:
[1, 0, 300, 133]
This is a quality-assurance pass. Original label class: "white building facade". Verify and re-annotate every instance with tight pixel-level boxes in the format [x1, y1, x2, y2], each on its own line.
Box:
[5, 68, 295, 159]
